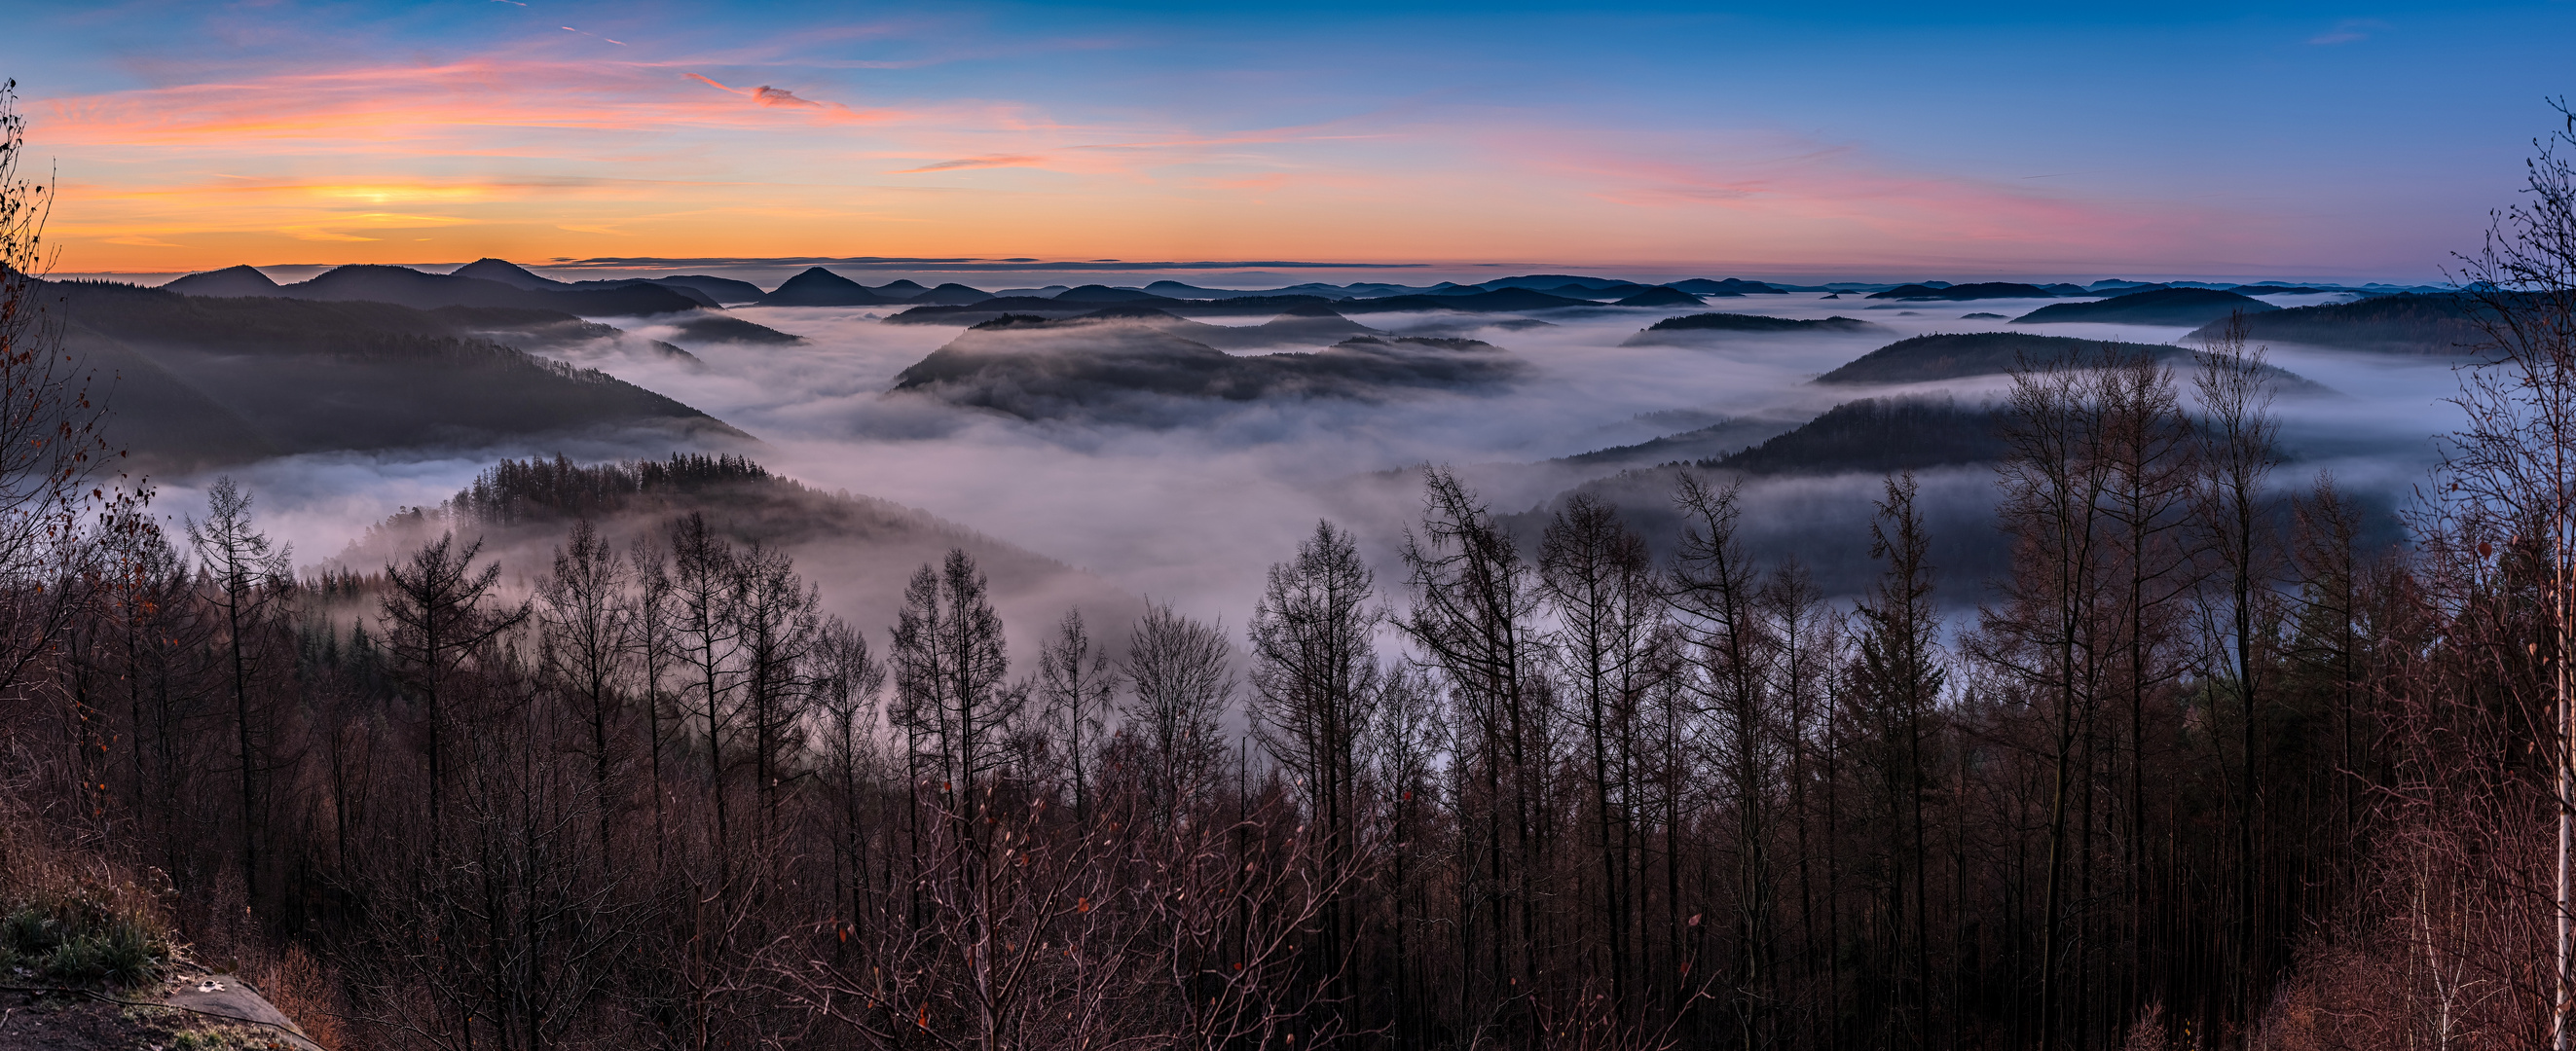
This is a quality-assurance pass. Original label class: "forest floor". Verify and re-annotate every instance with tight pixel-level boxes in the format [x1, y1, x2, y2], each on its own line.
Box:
[0, 970, 322, 1051]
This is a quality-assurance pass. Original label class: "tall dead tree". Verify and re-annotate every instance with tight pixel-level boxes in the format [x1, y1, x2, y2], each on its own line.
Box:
[1249, 519, 1384, 1008]
[1538, 493, 1664, 1020]
[1670, 471, 1780, 1047]
[187, 477, 292, 904]
[381, 530, 526, 853]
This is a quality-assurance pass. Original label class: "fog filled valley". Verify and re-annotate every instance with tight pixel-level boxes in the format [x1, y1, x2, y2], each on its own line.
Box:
[12, 83, 2576, 1051]
[90, 260, 2465, 634]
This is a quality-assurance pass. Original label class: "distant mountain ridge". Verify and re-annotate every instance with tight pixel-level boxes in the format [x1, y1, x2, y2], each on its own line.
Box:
[164, 262, 714, 315]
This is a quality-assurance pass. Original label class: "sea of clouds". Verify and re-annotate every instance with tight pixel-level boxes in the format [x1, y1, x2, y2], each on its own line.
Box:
[153, 287, 2464, 632]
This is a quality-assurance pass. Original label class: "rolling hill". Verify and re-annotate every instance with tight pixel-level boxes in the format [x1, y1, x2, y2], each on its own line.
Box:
[1866, 282, 2057, 301]
[2184, 293, 2485, 354]
[44, 280, 748, 469]
[2011, 287, 2278, 327]
[887, 314, 1525, 422]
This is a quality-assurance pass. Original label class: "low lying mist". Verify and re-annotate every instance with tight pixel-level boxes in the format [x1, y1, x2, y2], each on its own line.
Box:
[143, 289, 2466, 637]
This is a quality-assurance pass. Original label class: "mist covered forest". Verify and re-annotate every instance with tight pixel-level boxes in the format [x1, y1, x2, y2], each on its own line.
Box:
[6, 86, 2576, 1051]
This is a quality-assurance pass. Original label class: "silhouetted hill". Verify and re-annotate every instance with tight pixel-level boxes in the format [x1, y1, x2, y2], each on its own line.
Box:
[1818, 332, 2178, 384]
[2185, 293, 2484, 354]
[1030, 305, 1388, 351]
[447, 260, 750, 307]
[1251, 304, 1384, 344]
[272, 264, 708, 315]
[636, 275, 764, 303]
[1612, 287, 1705, 307]
[2012, 287, 2278, 327]
[1670, 278, 1785, 295]
[1710, 396, 2006, 474]
[1346, 288, 1595, 312]
[873, 279, 930, 300]
[887, 317, 1525, 421]
[1054, 285, 1189, 304]
[162, 265, 280, 297]
[1532, 282, 1651, 300]
[1474, 274, 1637, 292]
[451, 257, 564, 288]
[666, 313, 806, 345]
[755, 267, 899, 307]
[1553, 416, 1804, 468]
[1867, 282, 2057, 301]
[1815, 331, 2323, 392]
[909, 282, 995, 305]
[882, 297, 1086, 324]
[1621, 312, 1880, 344]
[887, 294, 1393, 326]
[41, 281, 747, 468]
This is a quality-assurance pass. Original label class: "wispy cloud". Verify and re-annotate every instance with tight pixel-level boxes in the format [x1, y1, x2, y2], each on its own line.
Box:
[681, 73, 897, 123]
[2309, 18, 2385, 45]
[889, 154, 1052, 173]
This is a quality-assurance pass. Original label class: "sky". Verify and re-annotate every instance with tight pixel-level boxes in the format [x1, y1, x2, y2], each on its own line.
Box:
[11, 0, 2574, 282]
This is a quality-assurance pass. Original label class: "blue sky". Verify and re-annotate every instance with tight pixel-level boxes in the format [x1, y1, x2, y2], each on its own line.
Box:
[12, 0, 2569, 280]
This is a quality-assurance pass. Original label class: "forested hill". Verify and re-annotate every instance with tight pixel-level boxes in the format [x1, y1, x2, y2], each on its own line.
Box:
[887, 316, 1526, 423]
[1817, 332, 2179, 384]
[44, 280, 748, 469]
[1705, 396, 2006, 474]
[1815, 331, 2326, 392]
[1621, 312, 1880, 344]
[335, 453, 1150, 660]
[2009, 286, 2277, 327]
[2185, 292, 2487, 354]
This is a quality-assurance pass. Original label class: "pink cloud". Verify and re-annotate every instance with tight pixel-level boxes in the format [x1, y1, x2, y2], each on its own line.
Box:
[889, 154, 1053, 173]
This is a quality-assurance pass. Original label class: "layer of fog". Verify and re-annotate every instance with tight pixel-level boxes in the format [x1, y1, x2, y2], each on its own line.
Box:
[151, 289, 2467, 638]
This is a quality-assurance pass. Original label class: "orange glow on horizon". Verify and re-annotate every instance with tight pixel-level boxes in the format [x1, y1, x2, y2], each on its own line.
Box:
[22, 51, 2282, 276]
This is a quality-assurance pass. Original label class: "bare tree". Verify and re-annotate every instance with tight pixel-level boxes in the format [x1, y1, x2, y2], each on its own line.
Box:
[1037, 607, 1119, 822]
[1539, 493, 1665, 1019]
[892, 548, 1019, 832]
[665, 512, 746, 865]
[0, 79, 116, 696]
[1399, 466, 1545, 1039]
[1670, 471, 1781, 1045]
[184, 478, 293, 903]
[2195, 311, 2286, 1028]
[734, 542, 820, 847]
[1124, 601, 1233, 821]
[1849, 472, 1945, 1046]
[534, 518, 633, 854]
[2444, 97, 2576, 1051]
[381, 530, 529, 851]
[813, 615, 887, 932]
[1249, 518, 1383, 1007]
[1980, 345, 2118, 1051]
